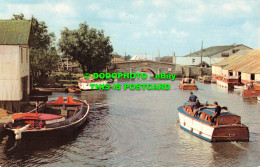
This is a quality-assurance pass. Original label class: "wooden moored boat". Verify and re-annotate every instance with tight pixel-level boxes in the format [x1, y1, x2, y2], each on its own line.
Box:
[78, 76, 108, 90]
[177, 102, 249, 142]
[242, 82, 260, 98]
[4, 96, 89, 150]
[67, 87, 81, 93]
[198, 76, 211, 84]
[211, 76, 217, 84]
[179, 78, 198, 90]
[216, 76, 239, 89]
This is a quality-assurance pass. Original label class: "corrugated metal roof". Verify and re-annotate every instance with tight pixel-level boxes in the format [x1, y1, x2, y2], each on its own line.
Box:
[184, 44, 251, 57]
[214, 50, 260, 74]
[0, 20, 31, 45]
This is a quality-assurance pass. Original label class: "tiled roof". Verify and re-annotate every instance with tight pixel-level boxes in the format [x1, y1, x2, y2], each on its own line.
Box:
[0, 20, 31, 45]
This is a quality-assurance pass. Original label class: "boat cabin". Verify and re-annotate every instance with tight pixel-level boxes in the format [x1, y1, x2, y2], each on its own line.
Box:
[183, 102, 241, 125]
[180, 78, 195, 84]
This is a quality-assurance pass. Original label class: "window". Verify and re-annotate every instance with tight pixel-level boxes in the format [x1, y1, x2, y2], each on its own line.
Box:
[21, 48, 23, 63]
[251, 74, 255, 81]
[26, 48, 28, 63]
[221, 53, 229, 57]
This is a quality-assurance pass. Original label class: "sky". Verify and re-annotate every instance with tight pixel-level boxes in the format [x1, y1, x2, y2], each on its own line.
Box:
[0, 0, 260, 57]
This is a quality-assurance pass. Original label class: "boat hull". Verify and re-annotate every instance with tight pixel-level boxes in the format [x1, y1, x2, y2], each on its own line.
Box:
[5, 100, 89, 140]
[212, 125, 249, 142]
[78, 80, 108, 90]
[68, 88, 81, 93]
[242, 89, 260, 98]
[179, 84, 198, 90]
[178, 108, 249, 142]
[216, 77, 239, 89]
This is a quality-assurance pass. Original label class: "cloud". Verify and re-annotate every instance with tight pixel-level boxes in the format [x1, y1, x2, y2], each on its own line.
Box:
[257, 26, 260, 48]
[145, 13, 167, 26]
[152, 0, 171, 7]
[176, 3, 205, 23]
[171, 28, 189, 38]
[241, 22, 253, 32]
[88, 3, 100, 11]
[99, 9, 115, 19]
[87, 3, 115, 19]
[54, 3, 74, 14]
[118, 12, 136, 21]
[222, 2, 251, 13]
[132, 0, 145, 8]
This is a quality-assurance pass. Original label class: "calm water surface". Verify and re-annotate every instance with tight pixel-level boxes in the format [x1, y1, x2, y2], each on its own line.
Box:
[1, 79, 260, 166]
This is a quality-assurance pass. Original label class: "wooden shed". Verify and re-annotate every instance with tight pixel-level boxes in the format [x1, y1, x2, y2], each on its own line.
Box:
[0, 20, 31, 112]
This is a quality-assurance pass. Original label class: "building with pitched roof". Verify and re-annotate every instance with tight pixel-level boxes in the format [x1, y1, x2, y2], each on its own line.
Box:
[174, 44, 252, 66]
[0, 20, 31, 112]
[212, 50, 260, 84]
[184, 44, 252, 58]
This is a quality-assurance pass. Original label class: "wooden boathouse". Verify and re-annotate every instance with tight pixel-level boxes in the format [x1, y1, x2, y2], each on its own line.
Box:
[212, 49, 260, 87]
[0, 20, 31, 112]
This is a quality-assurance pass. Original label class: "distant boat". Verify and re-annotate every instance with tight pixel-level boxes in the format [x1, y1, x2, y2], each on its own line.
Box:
[211, 76, 217, 84]
[4, 97, 89, 151]
[198, 76, 211, 84]
[216, 76, 239, 89]
[67, 87, 81, 93]
[177, 102, 249, 142]
[234, 85, 244, 90]
[242, 81, 260, 98]
[179, 78, 198, 90]
[78, 76, 108, 90]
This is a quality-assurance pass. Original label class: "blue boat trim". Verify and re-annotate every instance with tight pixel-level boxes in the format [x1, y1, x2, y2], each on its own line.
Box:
[180, 125, 212, 142]
[183, 103, 236, 116]
[177, 106, 211, 125]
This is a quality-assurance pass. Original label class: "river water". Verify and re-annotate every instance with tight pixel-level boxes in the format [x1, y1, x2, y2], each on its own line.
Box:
[1, 79, 260, 166]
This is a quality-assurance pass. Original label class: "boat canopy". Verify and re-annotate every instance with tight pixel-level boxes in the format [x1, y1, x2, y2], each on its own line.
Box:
[12, 113, 63, 121]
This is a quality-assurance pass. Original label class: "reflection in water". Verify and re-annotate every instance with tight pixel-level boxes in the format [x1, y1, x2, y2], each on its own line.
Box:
[0, 79, 260, 166]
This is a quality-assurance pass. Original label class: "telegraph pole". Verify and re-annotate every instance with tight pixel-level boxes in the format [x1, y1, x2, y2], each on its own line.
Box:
[158, 50, 160, 62]
[200, 40, 203, 66]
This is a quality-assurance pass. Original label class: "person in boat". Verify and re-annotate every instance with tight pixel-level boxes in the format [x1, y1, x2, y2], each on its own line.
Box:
[210, 102, 221, 125]
[184, 77, 189, 83]
[189, 92, 198, 102]
[193, 98, 201, 118]
[191, 79, 195, 84]
[249, 81, 254, 89]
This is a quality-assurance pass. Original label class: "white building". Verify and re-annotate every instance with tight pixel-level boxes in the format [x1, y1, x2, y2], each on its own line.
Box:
[175, 44, 252, 66]
[0, 20, 31, 112]
[174, 57, 225, 66]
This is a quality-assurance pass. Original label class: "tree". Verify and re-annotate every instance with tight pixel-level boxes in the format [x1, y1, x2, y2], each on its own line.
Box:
[30, 48, 59, 77]
[125, 55, 132, 61]
[59, 22, 113, 74]
[12, 14, 59, 78]
[112, 52, 122, 58]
